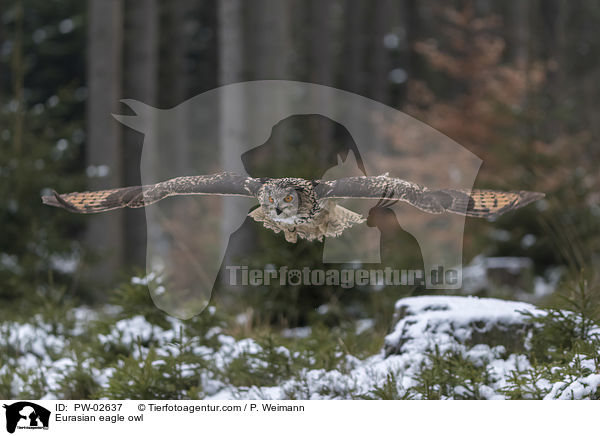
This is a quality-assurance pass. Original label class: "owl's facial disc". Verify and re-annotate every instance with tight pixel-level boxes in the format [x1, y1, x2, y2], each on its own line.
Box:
[263, 187, 299, 222]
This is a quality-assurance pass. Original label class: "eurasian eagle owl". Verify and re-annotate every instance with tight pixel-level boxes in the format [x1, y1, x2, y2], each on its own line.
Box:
[42, 172, 544, 243]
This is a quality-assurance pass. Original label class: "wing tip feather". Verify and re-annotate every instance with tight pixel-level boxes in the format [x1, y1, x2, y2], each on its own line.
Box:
[41, 190, 84, 213]
[517, 190, 545, 205]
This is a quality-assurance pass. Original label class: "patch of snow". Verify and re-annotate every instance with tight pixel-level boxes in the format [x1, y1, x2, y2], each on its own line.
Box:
[355, 319, 375, 334]
[546, 374, 600, 400]
[385, 295, 541, 354]
[281, 326, 312, 338]
[98, 316, 175, 350]
[0, 253, 21, 273]
[521, 234, 537, 248]
[533, 267, 562, 298]
[50, 252, 79, 274]
[131, 270, 164, 286]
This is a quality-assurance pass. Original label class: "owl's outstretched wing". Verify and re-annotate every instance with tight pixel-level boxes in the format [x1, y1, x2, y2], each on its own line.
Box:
[423, 188, 545, 218]
[315, 175, 544, 219]
[42, 172, 264, 214]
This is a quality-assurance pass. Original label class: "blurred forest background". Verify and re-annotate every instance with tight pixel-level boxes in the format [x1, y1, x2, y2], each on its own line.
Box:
[1, 0, 599, 325]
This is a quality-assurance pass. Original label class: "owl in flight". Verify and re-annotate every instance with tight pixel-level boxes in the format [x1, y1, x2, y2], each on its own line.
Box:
[42, 172, 544, 243]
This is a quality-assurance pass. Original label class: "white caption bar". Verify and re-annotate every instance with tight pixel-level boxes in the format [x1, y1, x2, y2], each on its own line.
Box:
[0, 400, 593, 436]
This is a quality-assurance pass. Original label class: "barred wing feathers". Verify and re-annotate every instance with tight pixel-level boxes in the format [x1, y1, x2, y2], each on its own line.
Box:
[41, 172, 263, 214]
[315, 175, 544, 218]
[436, 188, 545, 218]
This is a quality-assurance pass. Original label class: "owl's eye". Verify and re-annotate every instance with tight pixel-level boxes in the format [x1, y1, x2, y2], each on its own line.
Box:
[269, 197, 274, 203]
[284, 195, 293, 203]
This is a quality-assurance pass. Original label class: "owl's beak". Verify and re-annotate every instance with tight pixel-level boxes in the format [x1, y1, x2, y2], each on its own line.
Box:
[275, 207, 283, 215]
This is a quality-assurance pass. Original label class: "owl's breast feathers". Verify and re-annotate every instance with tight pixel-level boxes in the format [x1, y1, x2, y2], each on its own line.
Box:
[248, 200, 364, 243]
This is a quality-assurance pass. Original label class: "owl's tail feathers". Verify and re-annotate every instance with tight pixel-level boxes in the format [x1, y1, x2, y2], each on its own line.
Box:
[41, 186, 150, 213]
[422, 189, 545, 218]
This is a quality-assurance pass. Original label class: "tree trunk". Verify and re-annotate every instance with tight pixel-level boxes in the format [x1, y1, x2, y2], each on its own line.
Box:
[159, 0, 190, 108]
[246, 0, 293, 156]
[368, 0, 392, 105]
[342, 0, 365, 96]
[218, 0, 248, 257]
[159, 0, 195, 180]
[122, 0, 158, 270]
[86, 0, 124, 288]
[307, 0, 334, 87]
[511, 0, 530, 64]
[246, 0, 292, 80]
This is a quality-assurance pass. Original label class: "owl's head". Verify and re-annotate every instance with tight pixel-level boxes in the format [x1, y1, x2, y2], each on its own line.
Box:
[260, 181, 302, 223]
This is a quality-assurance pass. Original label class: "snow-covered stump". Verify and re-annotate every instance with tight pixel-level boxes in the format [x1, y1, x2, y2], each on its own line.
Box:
[384, 296, 542, 357]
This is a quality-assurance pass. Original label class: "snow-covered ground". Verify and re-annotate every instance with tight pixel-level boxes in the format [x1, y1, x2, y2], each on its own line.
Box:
[1, 296, 598, 400]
